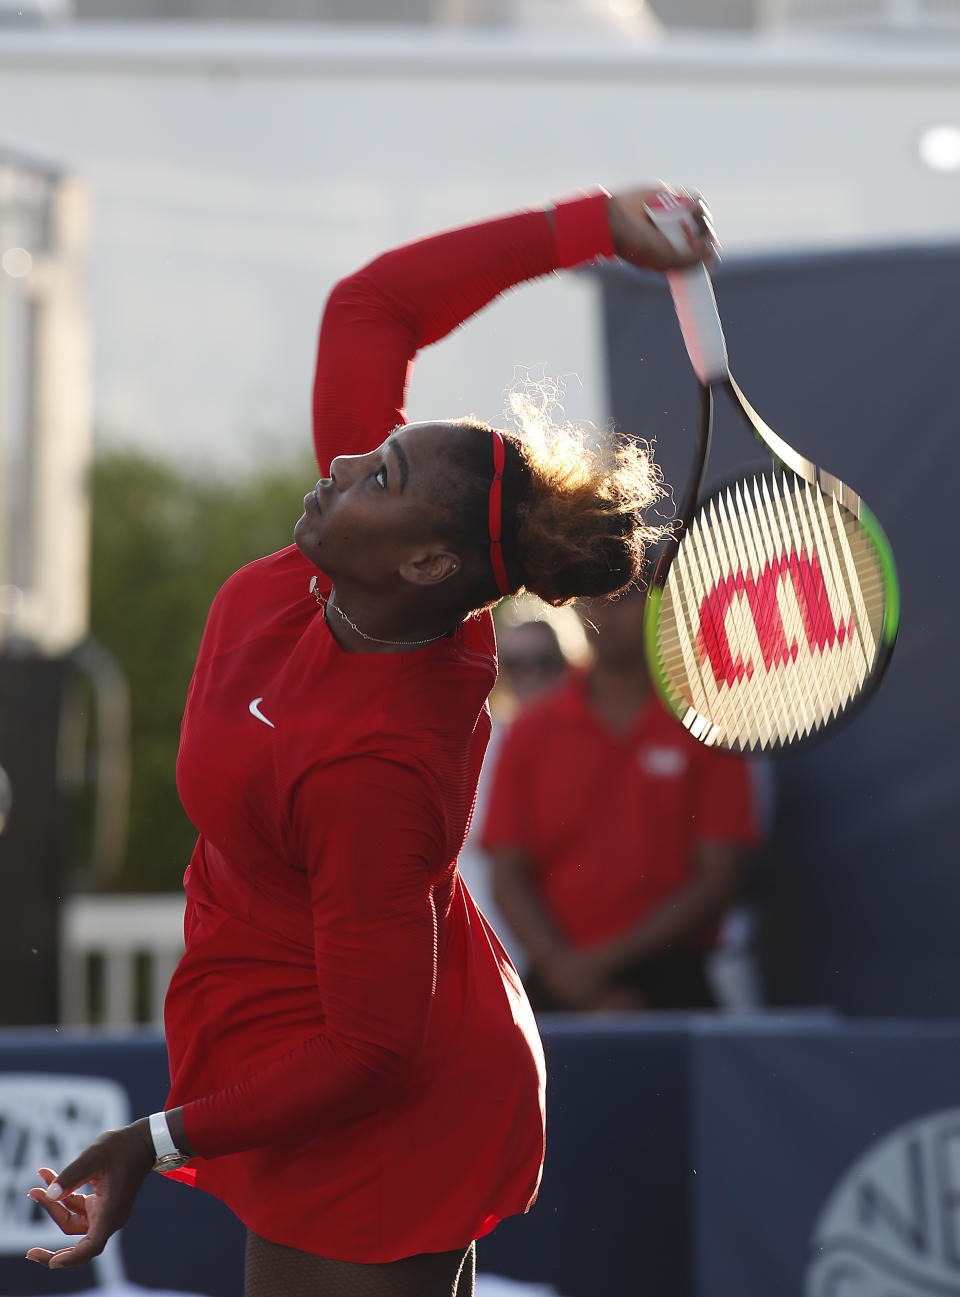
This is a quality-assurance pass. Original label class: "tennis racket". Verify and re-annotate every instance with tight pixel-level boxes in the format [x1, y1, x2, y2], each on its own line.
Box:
[641, 190, 900, 753]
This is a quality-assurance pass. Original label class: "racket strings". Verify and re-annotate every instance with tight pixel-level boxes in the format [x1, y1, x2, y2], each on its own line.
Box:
[728, 480, 816, 743]
[766, 478, 846, 735]
[792, 479, 874, 709]
[656, 470, 886, 750]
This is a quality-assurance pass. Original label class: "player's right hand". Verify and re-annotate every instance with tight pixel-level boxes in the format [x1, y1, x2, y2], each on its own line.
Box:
[607, 185, 718, 273]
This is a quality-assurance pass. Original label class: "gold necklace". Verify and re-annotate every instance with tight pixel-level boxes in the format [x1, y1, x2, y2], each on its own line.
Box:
[309, 576, 449, 648]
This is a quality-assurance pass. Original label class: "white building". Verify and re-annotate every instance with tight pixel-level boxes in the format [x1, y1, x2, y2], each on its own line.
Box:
[0, 19, 958, 470]
[0, 149, 89, 653]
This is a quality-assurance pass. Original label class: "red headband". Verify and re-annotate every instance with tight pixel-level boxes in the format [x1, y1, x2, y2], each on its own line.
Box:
[488, 429, 511, 597]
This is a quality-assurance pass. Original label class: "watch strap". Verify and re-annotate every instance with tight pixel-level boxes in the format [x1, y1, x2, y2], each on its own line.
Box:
[149, 1110, 178, 1160]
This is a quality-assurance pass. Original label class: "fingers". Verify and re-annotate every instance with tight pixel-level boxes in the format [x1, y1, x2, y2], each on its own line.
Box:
[32, 1165, 66, 1199]
[26, 1194, 99, 1266]
[695, 195, 719, 249]
[683, 197, 720, 265]
[27, 1188, 90, 1235]
[25, 1179, 112, 1268]
[47, 1143, 107, 1200]
[645, 186, 720, 266]
[33, 1165, 86, 1206]
[28, 1167, 90, 1236]
[26, 1235, 109, 1269]
[25, 1247, 59, 1265]
[655, 204, 716, 265]
[593, 986, 647, 1012]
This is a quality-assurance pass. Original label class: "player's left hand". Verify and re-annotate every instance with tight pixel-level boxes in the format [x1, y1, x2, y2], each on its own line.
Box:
[25, 1121, 154, 1268]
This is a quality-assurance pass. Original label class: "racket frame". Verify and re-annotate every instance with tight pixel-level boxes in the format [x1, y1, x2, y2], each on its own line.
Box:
[641, 192, 900, 751]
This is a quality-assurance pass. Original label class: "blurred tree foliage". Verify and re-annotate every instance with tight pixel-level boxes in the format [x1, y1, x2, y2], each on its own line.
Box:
[86, 447, 315, 892]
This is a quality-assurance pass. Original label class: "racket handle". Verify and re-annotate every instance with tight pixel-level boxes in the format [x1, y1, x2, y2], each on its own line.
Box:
[644, 191, 730, 386]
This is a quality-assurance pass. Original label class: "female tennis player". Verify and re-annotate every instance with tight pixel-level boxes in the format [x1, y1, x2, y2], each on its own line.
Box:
[27, 183, 713, 1297]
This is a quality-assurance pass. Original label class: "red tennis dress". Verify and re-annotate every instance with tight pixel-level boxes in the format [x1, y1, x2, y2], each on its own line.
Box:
[162, 190, 616, 1261]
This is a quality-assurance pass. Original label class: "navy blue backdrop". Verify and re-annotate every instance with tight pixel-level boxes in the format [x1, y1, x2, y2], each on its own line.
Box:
[600, 245, 960, 1016]
[8, 1017, 960, 1297]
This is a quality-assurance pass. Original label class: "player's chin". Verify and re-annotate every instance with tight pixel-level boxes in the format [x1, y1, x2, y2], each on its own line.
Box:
[293, 513, 322, 554]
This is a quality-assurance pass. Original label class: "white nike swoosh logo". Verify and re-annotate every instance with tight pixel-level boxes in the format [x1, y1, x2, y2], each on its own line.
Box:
[248, 697, 275, 729]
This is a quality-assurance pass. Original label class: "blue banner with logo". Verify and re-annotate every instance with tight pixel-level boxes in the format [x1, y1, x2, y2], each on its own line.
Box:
[11, 1018, 960, 1297]
[689, 1019, 960, 1297]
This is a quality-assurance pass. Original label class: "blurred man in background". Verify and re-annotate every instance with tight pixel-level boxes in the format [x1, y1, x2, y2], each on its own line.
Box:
[496, 619, 569, 716]
[457, 617, 570, 975]
[480, 585, 761, 1012]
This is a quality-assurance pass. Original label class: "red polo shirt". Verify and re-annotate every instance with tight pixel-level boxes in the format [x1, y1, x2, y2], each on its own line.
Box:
[480, 672, 759, 949]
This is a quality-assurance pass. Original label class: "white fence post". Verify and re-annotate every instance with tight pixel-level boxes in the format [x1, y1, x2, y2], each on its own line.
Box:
[59, 894, 186, 1029]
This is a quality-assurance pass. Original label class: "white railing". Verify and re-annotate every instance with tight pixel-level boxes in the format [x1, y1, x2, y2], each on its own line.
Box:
[59, 891, 765, 1026]
[759, 0, 960, 26]
[59, 893, 185, 1029]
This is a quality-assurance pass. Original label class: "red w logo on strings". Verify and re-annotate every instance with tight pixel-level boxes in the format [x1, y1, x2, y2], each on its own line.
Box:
[696, 550, 856, 686]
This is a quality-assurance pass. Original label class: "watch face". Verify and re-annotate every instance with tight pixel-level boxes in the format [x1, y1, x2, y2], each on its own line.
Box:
[153, 1152, 191, 1173]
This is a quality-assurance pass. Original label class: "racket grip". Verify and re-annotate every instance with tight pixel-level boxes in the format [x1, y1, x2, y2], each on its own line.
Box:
[644, 191, 729, 386]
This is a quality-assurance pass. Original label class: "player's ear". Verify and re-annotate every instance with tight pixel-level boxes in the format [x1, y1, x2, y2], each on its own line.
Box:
[399, 547, 461, 587]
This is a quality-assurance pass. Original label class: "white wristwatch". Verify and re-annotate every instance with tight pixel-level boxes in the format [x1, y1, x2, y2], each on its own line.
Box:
[149, 1110, 191, 1173]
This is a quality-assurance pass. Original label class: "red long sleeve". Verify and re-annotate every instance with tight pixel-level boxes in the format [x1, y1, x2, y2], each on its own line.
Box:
[180, 756, 444, 1156]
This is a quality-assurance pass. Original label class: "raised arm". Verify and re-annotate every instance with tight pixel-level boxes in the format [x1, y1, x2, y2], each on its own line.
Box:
[311, 191, 613, 473]
[310, 185, 714, 474]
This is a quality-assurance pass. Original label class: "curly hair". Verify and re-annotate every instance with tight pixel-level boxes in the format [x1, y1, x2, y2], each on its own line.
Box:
[430, 385, 668, 608]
